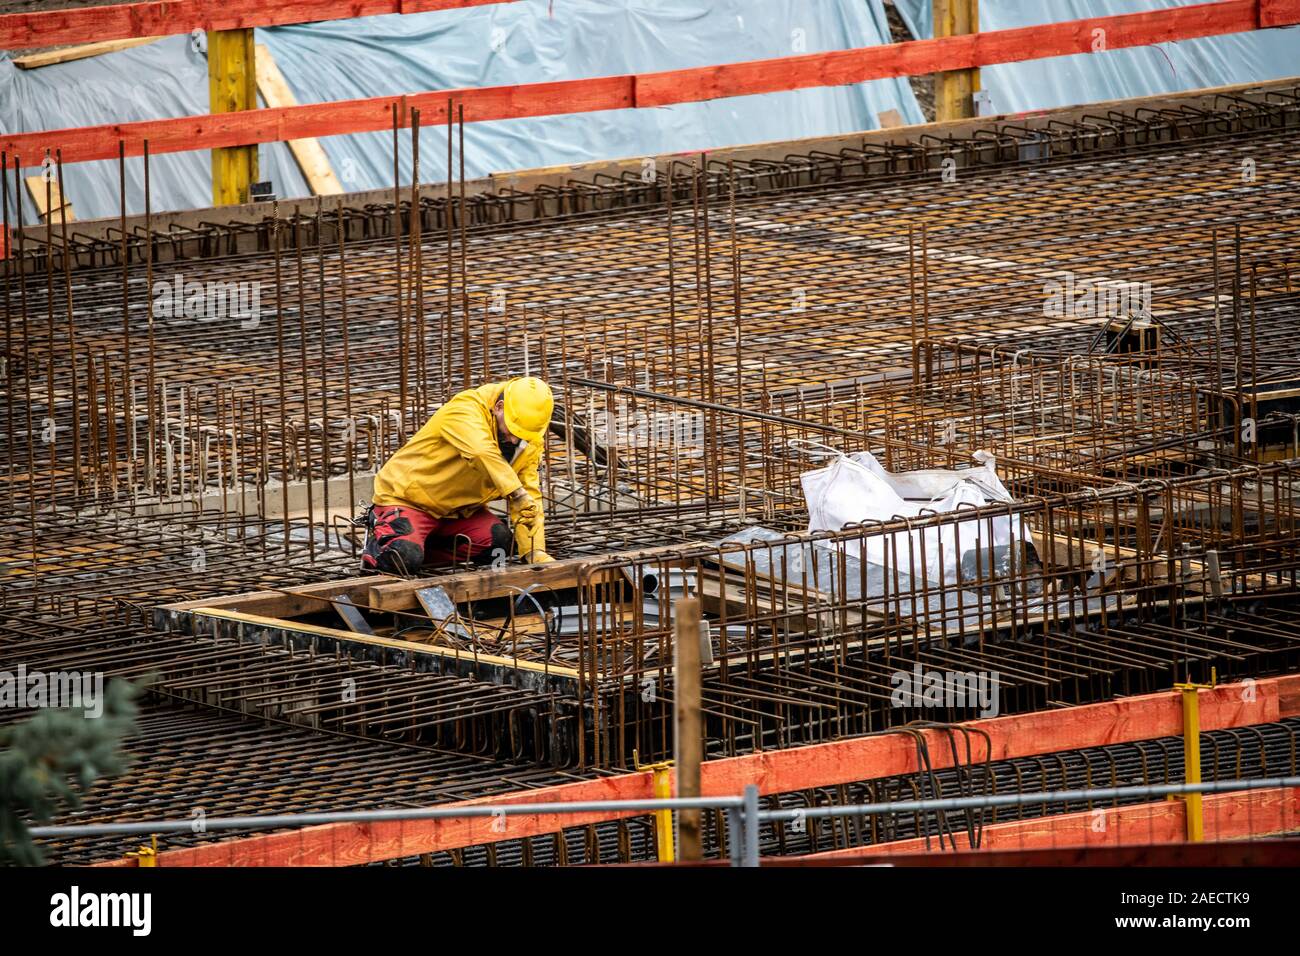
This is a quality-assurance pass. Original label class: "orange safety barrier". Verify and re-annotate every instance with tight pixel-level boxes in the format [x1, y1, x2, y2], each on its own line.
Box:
[801, 786, 1300, 858]
[97, 674, 1300, 866]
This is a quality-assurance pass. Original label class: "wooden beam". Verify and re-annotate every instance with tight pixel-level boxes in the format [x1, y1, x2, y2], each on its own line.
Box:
[933, 0, 979, 122]
[674, 597, 703, 861]
[184, 606, 582, 684]
[156, 575, 386, 623]
[253, 43, 343, 196]
[367, 558, 621, 610]
[1261, 0, 1300, 26]
[23, 175, 74, 224]
[208, 28, 258, 206]
[13, 35, 162, 69]
[366, 538, 726, 610]
[7, 1, 1298, 169]
[0, 0, 517, 50]
[102, 674, 1299, 866]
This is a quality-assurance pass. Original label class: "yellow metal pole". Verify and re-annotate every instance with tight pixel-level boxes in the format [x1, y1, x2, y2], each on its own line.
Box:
[207, 29, 258, 206]
[126, 833, 159, 866]
[933, 0, 980, 122]
[653, 765, 674, 862]
[634, 750, 676, 863]
[1172, 676, 1213, 842]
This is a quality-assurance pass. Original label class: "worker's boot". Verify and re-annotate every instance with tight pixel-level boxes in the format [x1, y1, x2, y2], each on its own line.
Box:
[359, 504, 437, 575]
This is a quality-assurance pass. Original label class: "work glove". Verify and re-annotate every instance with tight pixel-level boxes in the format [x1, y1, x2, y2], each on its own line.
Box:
[510, 492, 542, 528]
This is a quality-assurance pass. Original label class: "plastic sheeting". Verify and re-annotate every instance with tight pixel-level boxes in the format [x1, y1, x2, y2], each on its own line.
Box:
[801, 449, 1027, 588]
[0, 35, 310, 226]
[0, 0, 923, 224]
[892, 0, 1300, 115]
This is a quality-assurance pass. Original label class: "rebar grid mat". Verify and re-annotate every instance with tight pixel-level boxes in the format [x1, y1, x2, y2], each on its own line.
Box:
[1, 85, 1300, 851]
[3, 93, 1299, 532]
[553, 339, 1292, 523]
[4, 700, 594, 867]
[0, 500, 753, 626]
[500, 460, 1300, 766]
[113, 461, 1299, 770]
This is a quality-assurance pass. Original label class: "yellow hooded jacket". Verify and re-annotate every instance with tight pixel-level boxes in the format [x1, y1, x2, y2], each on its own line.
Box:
[372, 381, 545, 555]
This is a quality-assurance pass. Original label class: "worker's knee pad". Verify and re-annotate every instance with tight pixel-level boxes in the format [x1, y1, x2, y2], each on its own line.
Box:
[490, 519, 513, 555]
[470, 519, 514, 566]
[375, 538, 425, 576]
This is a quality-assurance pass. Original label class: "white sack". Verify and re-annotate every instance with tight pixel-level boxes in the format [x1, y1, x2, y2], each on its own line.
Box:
[801, 450, 1027, 587]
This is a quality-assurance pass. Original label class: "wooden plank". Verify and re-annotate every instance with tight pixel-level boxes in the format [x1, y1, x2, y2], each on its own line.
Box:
[13, 36, 162, 69]
[253, 43, 342, 196]
[1261, 0, 1300, 27]
[0, 0, 515, 50]
[3, 1, 1281, 169]
[368, 559, 611, 610]
[105, 675, 1293, 866]
[23, 175, 74, 224]
[674, 597, 703, 861]
[367, 538, 717, 611]
[876, 108, 904, 128]
[162, 575, 381, 615]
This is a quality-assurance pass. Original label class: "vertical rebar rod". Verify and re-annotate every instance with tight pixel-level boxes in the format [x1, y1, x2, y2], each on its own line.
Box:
[43, 152, 56, 499]
[273, 202, 290, 555]
[294, 209, 316, 561]
[119, 141, 132, 496]
[56, 152, 81, 493]
[2, 152, 13, 509]
[392, 104, 408, 440]
[144, 140, 157, 495]
[446, 96, 455, 401]
[316, 200, 332, 533]
[459, 104, 469, 391]
[338, 196, 357, 550]
[410, 108, 427, 419]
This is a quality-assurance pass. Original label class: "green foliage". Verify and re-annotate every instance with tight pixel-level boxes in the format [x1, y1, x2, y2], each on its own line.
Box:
[0, 679, 138, 866]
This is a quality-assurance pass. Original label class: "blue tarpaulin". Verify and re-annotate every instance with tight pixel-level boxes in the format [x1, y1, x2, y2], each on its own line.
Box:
[0, 0, 922, 223]
[893, 0, 1300, 115]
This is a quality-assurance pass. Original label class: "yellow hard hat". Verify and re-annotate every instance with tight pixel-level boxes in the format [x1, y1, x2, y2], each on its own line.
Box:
[502, 376, 554, 444]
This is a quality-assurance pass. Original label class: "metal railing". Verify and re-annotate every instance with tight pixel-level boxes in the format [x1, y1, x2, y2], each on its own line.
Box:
[26, 776, 1300, 868]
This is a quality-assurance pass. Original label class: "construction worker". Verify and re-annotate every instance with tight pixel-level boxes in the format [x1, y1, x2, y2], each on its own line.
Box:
[361, 376, 555, 574]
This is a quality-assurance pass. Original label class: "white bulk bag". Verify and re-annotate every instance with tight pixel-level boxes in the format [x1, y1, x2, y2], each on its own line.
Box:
[801, 450, 1027, 588]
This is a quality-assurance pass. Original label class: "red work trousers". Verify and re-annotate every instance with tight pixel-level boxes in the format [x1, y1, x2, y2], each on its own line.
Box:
[361, 504, 511, 574]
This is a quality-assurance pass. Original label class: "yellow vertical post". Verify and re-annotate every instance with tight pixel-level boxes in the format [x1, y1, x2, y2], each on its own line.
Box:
[126, 834, 159, 866]
[633, 750, 676, 863]
[933, 0, 980, 122]
[207, 29, 258, 206]
[1173, 678, 1213, 842]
